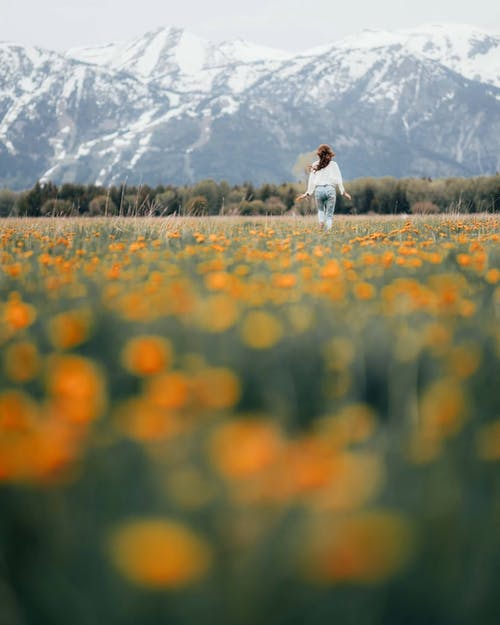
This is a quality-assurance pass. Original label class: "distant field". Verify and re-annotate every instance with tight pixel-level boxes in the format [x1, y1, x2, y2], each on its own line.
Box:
[1, 214, 499, 625]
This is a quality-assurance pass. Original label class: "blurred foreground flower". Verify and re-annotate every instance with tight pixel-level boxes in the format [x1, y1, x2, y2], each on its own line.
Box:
[46, 354, 106, 423]
[3, 341, 40, 382]
[240, 311, 283, 349]
[2, 292, 36, 331]
[107, 519, 213, 588]
[301, 511, 415, 584]
[121, 335, 173, 376]
[47, 309, 92, 350]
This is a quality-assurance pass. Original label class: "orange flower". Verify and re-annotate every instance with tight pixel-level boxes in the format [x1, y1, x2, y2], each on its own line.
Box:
[195, 294, 239, 333]
[419, 379, 465, 439]
[319, 404, 377, 447]
[46, 355, 106, 423]
[29, 416, 83, 482]
[114, 398, 185, 442]
[272, 273, 297, 289]
[353, 282, 375, 300]
[485, 268, 499, 284]
[3, 341, 40, 382]
[145, 371, 191, 410]
[285, 437, 337, 495]
[3, 292, 36, 331]
[456, 253, 471, 266]
[320, 260, 342, 279]
[446, 344, 481, 379]
[108, 519, 213, 588]
[0, 390, 37, 432]
[204, 271, 232, 291]
[47, 310, 92, 350]
[0, 392, 77, 483]
[309, 451, 385, 511]
[209, 419, 283, 478]
[121, 336, 173, 376]
[302, 511, 415, 583]
[194, 367, 241, 410]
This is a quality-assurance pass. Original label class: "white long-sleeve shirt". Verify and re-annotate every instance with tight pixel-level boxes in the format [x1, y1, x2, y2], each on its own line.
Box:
[306, 159, 345, 196]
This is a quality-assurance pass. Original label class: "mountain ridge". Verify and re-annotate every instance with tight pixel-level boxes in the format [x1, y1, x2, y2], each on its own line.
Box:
[0, 23, 499, 189]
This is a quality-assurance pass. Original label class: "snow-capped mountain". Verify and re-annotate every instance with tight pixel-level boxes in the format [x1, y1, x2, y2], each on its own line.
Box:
[67, 27, 291, 93]
[315, 24, 500, 87]
[0, 23, 499, 189]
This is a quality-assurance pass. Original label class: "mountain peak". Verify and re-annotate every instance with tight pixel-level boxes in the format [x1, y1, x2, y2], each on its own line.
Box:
[1, 24, 499, 189]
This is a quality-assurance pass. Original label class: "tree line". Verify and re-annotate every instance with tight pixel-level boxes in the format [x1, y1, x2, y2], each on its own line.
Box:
[0, 175, 498, 217]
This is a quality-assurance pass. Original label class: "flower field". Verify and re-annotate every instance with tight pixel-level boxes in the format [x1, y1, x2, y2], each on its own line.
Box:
[0, 214, 499, 625]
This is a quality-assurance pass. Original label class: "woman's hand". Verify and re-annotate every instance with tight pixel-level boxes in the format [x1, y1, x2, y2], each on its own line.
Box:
[295, 193, 308, 202]
[343, 191, 352, 201]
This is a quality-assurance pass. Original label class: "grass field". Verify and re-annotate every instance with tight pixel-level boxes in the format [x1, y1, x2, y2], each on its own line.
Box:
[1, 214, 499, 625]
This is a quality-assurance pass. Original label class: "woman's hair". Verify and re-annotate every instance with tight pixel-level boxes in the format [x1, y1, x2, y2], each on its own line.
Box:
[313, 144, 335, 172]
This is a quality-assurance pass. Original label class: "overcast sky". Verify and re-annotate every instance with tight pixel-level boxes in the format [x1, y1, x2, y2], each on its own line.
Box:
[1, 0, 499, 52]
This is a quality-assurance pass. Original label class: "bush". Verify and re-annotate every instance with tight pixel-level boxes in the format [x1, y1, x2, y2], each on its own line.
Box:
[88, 195, 118, 216]
[0, 189, 18, 216]
[411, 201, 440, 214]
[40, 199, 76, 217]
[185, 195, 209, 216]
[155, 191, 179, 216]
[238, 200, 267, 215]
[265, 196, 287, 215]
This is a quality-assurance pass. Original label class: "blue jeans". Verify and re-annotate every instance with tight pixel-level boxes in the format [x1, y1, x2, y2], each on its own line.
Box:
[315, 185, 336, 230]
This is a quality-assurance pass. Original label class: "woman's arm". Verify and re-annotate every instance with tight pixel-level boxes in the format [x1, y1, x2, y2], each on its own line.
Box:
[296, 166, 315, 201]
[334, 162, 351, 200]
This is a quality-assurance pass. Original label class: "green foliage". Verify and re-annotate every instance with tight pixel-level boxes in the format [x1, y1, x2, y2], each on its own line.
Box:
[40, 198, 76, 216]
[0, 189, 18, 217]
[238, 199, 267, 215]
[411, 201, 440, 214]
[1, 175, 499, 217]
[186, 195, 209, 216]
[88, 195, 118, 216]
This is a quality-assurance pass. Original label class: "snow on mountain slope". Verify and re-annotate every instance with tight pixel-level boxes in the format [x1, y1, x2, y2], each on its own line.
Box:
[68, 23, 500, 95]
[396, 24, 500, 87]
[1, 24, 499, 189]
[0, 42, 171, 188]
[304, 23, 500, 88]
[67, 26, 291, 93]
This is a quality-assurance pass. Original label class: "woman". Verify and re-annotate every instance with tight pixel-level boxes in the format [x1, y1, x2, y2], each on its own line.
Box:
[296, 144, 351, 230]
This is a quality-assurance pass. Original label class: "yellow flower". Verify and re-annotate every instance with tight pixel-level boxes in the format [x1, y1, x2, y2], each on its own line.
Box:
[476, 421, 500, 461]
[419, 379, 466, 439]
[446, 344, 481, 379]
[108, 519, 213, 588]
[195, 294, 239, 333]
[240, 310, 283, 349]
[194, 367, 241, 410]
